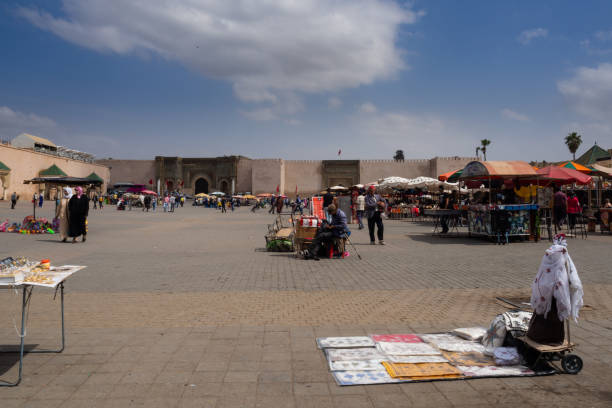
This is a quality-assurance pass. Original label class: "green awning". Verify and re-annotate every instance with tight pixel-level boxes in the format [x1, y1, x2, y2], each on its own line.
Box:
[86, 172, 104, 182]
[575, 144, 611, 166]
[0, 161, 9, 171]
[40, 164, 67, 176]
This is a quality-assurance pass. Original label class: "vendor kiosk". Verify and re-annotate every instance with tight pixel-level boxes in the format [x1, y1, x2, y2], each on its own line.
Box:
[459, 161, 540, 242]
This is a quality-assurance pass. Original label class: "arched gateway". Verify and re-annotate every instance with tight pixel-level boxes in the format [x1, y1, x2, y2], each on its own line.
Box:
[195, 178, 209, 194]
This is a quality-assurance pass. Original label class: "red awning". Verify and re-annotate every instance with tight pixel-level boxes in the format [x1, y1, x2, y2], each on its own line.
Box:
[535, 166, 592, 185]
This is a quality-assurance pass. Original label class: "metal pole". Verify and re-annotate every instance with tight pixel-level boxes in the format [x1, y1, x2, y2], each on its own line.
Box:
[60, 283, 65, 351]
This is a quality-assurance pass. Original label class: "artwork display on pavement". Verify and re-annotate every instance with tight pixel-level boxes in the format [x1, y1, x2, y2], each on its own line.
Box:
[317, 331, 554, 386]
[317, 336, 375, 349]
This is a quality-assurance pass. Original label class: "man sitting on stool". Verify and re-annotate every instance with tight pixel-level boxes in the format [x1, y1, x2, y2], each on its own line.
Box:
[305, 204, 348, 260]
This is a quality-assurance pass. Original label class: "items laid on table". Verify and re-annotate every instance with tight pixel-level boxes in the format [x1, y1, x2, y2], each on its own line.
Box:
[0, 256, 82, 287]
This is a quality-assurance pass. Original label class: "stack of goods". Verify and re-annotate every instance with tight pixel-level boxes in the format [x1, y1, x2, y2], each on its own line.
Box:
[317, 327, 545, 386]
[0, 257, 70, 286]
[0, 256, 32, 284]
[0, 220, 21, 233]
[18, 216, 56, 234]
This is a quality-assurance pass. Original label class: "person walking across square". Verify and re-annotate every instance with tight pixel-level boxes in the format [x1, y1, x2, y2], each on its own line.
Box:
[365, 186, 385, 245]
[356, 191, 365, 230]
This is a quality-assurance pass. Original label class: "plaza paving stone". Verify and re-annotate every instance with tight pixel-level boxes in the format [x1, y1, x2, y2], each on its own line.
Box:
[0, 201, 611, 407]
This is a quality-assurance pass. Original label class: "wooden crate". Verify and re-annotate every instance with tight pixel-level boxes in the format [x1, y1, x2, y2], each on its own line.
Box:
[295, 225, 317, 240]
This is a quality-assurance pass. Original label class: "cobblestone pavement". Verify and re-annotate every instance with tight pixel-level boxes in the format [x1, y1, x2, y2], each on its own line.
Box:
[1, 202, 611, 407]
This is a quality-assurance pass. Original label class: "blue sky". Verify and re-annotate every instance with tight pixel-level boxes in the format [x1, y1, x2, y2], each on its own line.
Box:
[1, 0, 611, 161]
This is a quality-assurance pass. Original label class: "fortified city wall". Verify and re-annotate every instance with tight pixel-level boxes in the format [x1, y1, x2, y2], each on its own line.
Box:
[359, 159, 432, 183]
[250, 159, 284, 195]
[283, 160, 324, 196]
[95, 159, 156, 188]
[96, 156, 476, 197]
[236, 159, 253, 193]
[0, 144, 111, 200]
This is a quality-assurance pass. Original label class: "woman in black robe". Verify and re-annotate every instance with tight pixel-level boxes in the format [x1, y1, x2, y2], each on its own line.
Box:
[68, 186, 89, 243]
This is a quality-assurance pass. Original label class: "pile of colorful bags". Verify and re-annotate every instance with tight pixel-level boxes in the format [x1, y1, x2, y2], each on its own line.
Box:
[0, 217, 57, 234]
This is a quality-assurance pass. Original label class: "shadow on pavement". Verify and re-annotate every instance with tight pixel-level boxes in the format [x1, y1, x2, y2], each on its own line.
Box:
[407, 233, 492, 246]
[0, 344, 39, 375]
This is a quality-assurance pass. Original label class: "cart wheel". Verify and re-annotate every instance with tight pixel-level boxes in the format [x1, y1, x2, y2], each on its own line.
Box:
[561, 354, 583, 374]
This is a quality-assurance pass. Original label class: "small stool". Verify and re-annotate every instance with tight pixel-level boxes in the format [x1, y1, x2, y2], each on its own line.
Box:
[329, 237, 347, 258]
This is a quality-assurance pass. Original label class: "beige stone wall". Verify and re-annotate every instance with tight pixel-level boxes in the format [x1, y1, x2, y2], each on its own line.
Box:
[431, 156, 476, 178]
[359, 159, 432, 183]
[284, 160, 324, 197]
[0, 144, 110, 200]
[95, 159, 156, 188]
[251, 159, 284, 194]
[236, 158, 253, 193]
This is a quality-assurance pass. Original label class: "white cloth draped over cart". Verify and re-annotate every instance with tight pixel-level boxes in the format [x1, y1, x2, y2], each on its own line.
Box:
[530, 235, 584, 323]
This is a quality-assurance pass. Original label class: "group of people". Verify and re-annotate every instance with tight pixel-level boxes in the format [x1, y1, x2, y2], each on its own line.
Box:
[162, 194, 184, 212]
[553, 186, 583, 230]
[55, 187, 89, 243]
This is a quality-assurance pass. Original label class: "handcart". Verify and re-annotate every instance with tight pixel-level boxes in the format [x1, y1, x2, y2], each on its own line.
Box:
[265, 213, 295, 252]
[519, 319, 583, 374]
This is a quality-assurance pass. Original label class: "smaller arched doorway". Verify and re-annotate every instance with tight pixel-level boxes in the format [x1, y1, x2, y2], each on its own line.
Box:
[195, 178, 209, 194]
[166, 180, 174, 191]
[220, 180, 229, 194]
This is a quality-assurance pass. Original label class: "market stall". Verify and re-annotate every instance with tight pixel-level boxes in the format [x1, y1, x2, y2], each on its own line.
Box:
[23, 176, 103, 218]
[0, 257, 85, 386]
[460, 161, 540, 242]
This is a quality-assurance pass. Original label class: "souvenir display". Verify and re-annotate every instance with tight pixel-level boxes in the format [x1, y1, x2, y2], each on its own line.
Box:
[0, 256, 84, 287]
[317, 336, 375, 349]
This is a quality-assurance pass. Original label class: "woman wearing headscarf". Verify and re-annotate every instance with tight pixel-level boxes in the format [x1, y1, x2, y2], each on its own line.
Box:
[68, 186, 90, 243]
[55, 187, 72, 242]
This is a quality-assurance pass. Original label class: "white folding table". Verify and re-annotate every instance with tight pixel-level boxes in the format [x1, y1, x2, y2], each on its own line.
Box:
[0, 265, 85, 386]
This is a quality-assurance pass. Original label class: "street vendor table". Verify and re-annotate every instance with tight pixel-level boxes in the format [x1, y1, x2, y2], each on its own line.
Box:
[423, 209, 462, 235]
[0, 265, 84, 386]
[467, 204, 538, 241]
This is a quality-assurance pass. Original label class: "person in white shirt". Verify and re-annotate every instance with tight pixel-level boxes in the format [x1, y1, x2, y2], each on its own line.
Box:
[356, 192, 365, 230]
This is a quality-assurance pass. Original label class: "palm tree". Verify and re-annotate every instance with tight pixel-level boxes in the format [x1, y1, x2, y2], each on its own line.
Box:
[480, 139, 491, 161]
[475, 147, 481, 160]
[564, 132, 582, 160]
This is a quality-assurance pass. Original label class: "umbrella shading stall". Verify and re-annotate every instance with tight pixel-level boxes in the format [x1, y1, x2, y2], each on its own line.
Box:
[558, 161, 592, 174]
[438, 168, 463, 183]
[535, 166, 592, 185]
[459, 161, 540, 242]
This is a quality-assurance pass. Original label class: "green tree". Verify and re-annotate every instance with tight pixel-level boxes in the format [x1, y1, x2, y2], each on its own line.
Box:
[564, 132, 582, 160]
[479, 139, 491, 161]
[393, 150, 405, 161]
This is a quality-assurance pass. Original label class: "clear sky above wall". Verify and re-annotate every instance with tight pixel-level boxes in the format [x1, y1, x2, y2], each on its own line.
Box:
[1, 0, 611, 161]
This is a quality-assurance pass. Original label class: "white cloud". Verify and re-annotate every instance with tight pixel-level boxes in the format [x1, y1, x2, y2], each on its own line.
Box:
[328, 97, 342, 109]
[359, 102, 377, 113]
[0, 106, 57, 138]
[242, 92, 304, 121]
[581, 30, 612, 55]
[517, 28, 548, 45]
[18, 1, 422, 120]
[500, 108, 529, 122]
[557, 63, 612, 121]
[595, 30, 612, 42]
